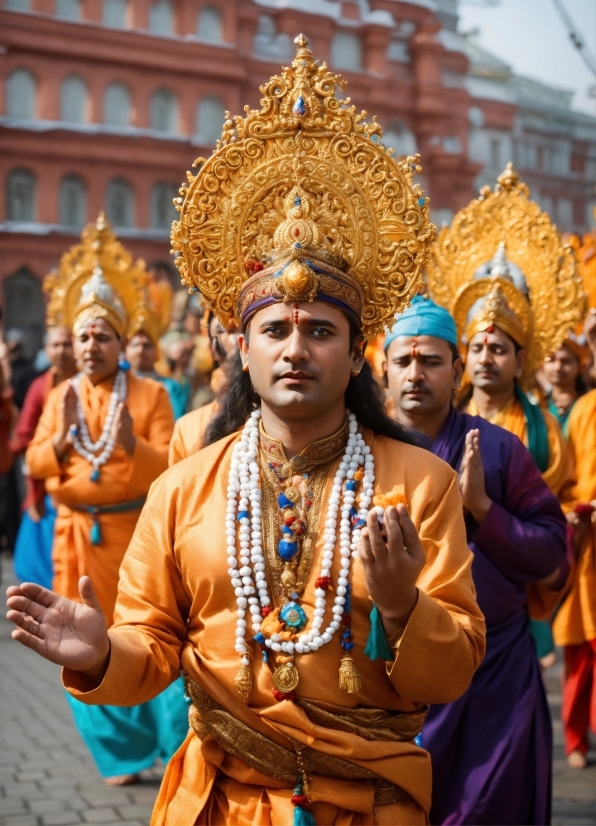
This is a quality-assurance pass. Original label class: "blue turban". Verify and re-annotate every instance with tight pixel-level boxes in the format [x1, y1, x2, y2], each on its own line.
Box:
[384, 294, 458, 352]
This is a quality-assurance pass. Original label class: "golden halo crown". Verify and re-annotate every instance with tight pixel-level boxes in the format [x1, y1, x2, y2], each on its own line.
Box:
[427, 162, 586, 379]
[171, 34, 434, 339]
[44, 213, 152, 339]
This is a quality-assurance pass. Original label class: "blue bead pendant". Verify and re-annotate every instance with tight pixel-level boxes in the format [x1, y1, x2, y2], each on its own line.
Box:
[90, 468, 100, 482]
[280, 601, 308, 631]
[278, 538, 299, 561]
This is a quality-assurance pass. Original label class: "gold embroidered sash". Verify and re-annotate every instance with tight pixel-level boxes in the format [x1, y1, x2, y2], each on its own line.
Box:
[184, 675, 427, 806]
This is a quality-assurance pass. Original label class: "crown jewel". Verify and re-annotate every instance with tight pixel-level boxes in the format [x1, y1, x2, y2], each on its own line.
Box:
[171, 34, 434, 338]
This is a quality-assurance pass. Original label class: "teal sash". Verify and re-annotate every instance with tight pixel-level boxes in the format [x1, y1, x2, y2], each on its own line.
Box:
[515, 386, 549, 473]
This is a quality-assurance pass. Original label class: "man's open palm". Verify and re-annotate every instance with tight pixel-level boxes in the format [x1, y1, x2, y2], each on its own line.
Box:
[6, 577, 110, 680]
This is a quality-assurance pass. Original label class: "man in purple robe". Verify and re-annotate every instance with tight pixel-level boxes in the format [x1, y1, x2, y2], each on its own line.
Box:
[383, 295, 568, 825]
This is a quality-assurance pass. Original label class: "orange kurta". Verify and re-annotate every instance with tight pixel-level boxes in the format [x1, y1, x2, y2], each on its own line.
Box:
[64, 430, 485, 825]
[554, 389, 596, 646]
[26, 372, 173, 623]
[168, 399, 218, 466]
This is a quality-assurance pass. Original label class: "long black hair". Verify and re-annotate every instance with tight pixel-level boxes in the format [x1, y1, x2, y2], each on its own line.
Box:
[204, 316, 420, 447]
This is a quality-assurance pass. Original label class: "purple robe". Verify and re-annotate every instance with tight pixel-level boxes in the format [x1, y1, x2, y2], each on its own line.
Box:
[423, 406, 567, 825]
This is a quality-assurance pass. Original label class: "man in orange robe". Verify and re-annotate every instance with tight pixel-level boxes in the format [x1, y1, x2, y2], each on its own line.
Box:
[6, 38, 485, 824]
[553, 388, 596, 768]
[23, 218, 189, 786]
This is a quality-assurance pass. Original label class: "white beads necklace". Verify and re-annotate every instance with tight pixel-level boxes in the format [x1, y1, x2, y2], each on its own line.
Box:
[70, 369, 127, 482]
[227, 408, 375, 702]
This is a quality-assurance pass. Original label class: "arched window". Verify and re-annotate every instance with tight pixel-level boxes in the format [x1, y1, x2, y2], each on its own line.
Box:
[330, 32, 362, 72]
[56, 0, 81, 19]
[149, 0, 173, 34]
[195, 95, 225, 145]
[6, 168, 37, 222]
[252, 14, 291, 60]
[103, 0, 128, 28]
[2, 268, 45, 360]
[60, 174, 87, 227]
[5, 0, 30, 11]
[103, 82, 131, 127]
[6, 69, 36, 119]
[150, 182, 178, 230]
[150, 88, 178, 133]
[382, 119, 417, 158]
[106, 177, 134, 228]
[197, 5, 222, 42]
[60, 75, 87, 123]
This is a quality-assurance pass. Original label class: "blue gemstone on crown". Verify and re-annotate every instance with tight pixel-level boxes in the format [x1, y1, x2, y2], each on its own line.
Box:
[418, 197, 425, 207]
[294, 194, 302, 207]
[293, 95, 306, 116]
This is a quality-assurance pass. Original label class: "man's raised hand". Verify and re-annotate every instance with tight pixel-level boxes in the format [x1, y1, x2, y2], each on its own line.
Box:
[459, 429, 491, 525]
[6, 576, 110, 684]
[358, 504, 425, 639]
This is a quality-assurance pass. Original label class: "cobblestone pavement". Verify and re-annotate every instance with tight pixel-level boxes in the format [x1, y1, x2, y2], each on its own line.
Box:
[1, 552, 595, 825]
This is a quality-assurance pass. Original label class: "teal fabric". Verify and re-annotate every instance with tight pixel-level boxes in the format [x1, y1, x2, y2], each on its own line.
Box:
[294, 807, 316, 826]
[529, 618, 555, 659]
[364, 604, 393, 662]
[515, 386, 549, 473]
[65, 676, 189, 778]
[548, 397, 576, 440]
[385, 294, 458, 352]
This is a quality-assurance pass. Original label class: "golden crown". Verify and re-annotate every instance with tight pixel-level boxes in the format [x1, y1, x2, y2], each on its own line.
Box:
[45, 213, 152, 340]
[171, 34, 434, 339]
[427, 163, 586, 378]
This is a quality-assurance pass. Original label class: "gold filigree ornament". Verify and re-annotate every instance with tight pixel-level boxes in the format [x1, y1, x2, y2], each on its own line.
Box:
[426, 162, 586, 380]
[44, 213, 148, 338]
[171, 34, 434, 340]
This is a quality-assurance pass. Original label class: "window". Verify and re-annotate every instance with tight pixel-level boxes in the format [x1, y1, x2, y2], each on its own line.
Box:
[103, 0, 128, 28]
[150, 182, 178, 230]
[195, 95, 225, 145]
[382, 119, 417, 158]
[330, 32, 362, 72]
[60, 175, 87, 227]
[150, 89, 178, 133]
[253, 14, 291, 59]
[103, 82, 131, 127]
[2, 268, 45, 360]
[5, 0, 30, 11]
[149, 0, 173, 35]
[60, 75, 87, 123]
[106, 178, 134, 228]
[56, 0, 81, 19]
[6, 168, 36, 221]
[197, 5, 223, 42]
[489, 138, 500, 170]
[6, 69, 36, 119]
[556, 199, 572, 230]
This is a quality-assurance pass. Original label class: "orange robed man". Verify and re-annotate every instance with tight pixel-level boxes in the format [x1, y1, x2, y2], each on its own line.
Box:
[553, 387, 596, 768]
[7, 39, 485, 825]
[23, 216, 189, 786]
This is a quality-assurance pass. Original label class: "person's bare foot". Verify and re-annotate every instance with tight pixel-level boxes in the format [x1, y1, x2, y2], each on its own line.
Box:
[567, 750, 587, 769]
[540, 651, 556, 670]
[104, 773, 140, 786]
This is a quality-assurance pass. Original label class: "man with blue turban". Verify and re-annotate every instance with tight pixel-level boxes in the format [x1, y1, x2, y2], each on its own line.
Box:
[383, 294, 568, 825]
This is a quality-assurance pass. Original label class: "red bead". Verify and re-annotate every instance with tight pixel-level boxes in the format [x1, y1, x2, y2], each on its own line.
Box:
[291, 794, 310, 809]
[245, 260, 264, 274]
[315, 576, 331, 590]
[273, 688, 296, 703]
[261, 606, 272, 617]
[341, 614, 352, 625]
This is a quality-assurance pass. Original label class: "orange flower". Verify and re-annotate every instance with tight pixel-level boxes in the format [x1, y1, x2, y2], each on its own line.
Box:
[373, 485, 407, 510]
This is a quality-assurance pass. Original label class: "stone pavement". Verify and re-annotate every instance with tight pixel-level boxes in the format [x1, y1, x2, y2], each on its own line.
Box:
[1, 551, 595, 826]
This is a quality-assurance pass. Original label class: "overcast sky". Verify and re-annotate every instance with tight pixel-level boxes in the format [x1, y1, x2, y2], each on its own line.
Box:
[458, 0, 596, 115]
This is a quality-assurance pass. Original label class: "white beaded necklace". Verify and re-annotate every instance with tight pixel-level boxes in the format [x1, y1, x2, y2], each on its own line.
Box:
[70, 369, 127, 482]
[227, 408, 375, 700]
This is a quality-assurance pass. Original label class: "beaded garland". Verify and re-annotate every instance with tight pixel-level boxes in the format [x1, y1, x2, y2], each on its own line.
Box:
[69, 369, 127, 482]
[228, 409, 375, 703]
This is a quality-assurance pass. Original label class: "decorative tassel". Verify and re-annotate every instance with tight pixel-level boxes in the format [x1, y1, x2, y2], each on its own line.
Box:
[90, 519, 102, 546]
[292, 774, 316, 826]
[338, 652, 361, 694]
[293, 807, 316, 826]
[234, 662, 253, 702]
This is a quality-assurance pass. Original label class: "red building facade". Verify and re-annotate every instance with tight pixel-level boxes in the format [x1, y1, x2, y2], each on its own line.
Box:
[1, 0, 485, 348]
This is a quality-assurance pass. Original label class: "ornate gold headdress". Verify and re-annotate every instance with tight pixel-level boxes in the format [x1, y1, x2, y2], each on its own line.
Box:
[127, 278, 167, 347]
[426, 163, 585, 378]
[44, 213, 148, 338]
[171, 34, 434, 339]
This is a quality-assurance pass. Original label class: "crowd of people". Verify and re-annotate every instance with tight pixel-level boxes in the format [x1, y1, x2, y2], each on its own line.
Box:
[2, 35, 595, 826]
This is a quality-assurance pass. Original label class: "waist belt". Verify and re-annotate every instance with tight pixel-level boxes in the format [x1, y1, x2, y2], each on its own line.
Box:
[69, 495, 146, 545]
[184, 674, 427, 807]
